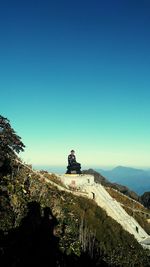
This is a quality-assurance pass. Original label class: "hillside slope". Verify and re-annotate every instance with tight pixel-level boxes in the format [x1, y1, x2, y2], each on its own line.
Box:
[0, 163, 150, 267]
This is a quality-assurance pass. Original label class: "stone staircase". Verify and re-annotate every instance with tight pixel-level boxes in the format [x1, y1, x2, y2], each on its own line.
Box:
[59, 174, 150, 249]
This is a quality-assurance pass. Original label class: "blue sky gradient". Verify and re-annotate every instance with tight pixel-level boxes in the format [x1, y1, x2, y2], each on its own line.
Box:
[1, 0, 150, 168]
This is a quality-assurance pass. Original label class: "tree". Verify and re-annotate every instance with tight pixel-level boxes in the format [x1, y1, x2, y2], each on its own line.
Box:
[0, 115, 25, 167]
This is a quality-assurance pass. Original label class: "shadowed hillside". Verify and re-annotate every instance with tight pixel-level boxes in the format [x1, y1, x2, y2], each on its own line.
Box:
[0, 162, 150, 267]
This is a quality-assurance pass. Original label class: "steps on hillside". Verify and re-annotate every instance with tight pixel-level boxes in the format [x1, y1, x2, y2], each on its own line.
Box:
[58, 174, 150, 250]
[84, 183, 150, 249]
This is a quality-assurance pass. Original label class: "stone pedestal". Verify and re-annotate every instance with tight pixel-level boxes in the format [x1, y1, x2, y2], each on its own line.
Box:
[58, 174, 94, 190]
[66, 163, 81, 174]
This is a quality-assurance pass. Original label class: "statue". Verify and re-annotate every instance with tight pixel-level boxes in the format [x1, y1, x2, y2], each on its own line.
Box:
[66, 150, 82, 174]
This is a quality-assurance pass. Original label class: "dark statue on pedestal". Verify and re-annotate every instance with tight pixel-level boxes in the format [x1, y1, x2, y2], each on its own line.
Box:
[66, 150, 82, 174]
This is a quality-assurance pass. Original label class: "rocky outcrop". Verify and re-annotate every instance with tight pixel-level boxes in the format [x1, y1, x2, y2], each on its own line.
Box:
[141, 192, 150, 209]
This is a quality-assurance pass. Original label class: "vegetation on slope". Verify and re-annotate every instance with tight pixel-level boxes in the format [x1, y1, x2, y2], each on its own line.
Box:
[141, 192, 150, 210]
[0, 164, 150, 267]
[0, 116, 150, 266]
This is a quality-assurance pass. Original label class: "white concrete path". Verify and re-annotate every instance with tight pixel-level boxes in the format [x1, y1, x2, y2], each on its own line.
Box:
[58, 174, 150, 249]
[84, 183, 150, 249]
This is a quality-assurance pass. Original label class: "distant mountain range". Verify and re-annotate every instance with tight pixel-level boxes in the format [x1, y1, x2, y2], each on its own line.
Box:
[96, 166, 150, 195]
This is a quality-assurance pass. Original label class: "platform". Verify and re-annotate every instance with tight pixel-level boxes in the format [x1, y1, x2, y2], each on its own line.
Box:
[58, 174, 94, 190]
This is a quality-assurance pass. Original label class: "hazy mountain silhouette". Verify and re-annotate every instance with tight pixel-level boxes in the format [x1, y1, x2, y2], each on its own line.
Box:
[97, 166, 150, 195]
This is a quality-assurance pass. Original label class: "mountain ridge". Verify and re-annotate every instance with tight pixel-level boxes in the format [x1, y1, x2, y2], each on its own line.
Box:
[96, 166, 150, 195]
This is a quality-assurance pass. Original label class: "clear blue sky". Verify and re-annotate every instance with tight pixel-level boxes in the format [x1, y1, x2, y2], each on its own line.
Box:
[1, 0, 150, 168]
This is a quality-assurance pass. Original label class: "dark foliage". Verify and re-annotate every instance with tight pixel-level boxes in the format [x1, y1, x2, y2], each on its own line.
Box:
[141, 192, 150, 209]
[0, 201, 108, 267]
[0, 115, 25, 175]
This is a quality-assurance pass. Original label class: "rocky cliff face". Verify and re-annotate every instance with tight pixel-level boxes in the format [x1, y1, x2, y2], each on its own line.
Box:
[0, 163, 150, 267]
[141, 192, 150, 209]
